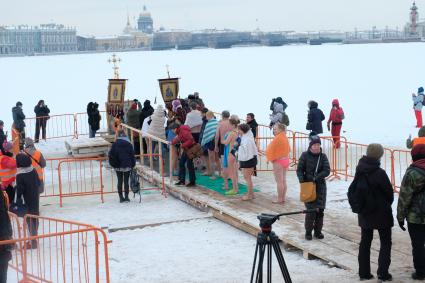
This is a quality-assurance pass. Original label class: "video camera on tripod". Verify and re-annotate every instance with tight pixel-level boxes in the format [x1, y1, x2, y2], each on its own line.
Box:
[251, 209, 318, 283]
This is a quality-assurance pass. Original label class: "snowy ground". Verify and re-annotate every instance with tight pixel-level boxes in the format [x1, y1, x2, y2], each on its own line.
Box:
[35, 192, 356, 283]
[1, 43, 425, 147]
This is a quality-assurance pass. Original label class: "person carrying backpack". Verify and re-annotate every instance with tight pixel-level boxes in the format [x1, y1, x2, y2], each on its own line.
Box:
[412, 87, 425, 128]
[327, 99, 344, 148]
[109, 130, 136, 203]
[348, 143, 394, 281]
[397, 144, 425, 280]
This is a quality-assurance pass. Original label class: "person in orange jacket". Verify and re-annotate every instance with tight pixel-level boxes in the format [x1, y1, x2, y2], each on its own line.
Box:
[0, 141, 17, 204]
[265, 122, 290, 203]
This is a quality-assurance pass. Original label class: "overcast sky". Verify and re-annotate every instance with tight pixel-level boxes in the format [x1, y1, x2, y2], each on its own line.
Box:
[0, 0, 420, 36]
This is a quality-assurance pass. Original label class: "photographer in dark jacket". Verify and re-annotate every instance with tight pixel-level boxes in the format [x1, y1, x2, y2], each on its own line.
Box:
[15, 153, 40, 249]
[34, 100, 50, 142]
[139, 100, 154, 129]
[296, 134, 330, 241]
[349, 144, 393, 281]
[87, 102, 101, 138]
[0, 190, 13, 283]
[109, 130, 136, 203]
[306, 100, 325, 134]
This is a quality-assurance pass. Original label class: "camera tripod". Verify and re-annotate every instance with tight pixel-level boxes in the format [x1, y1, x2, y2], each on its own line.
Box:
[250, 209, 316, 283]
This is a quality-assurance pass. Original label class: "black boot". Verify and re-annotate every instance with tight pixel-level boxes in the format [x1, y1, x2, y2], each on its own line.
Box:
[305, 231, 312, 241]
[118, 193, 125, 203]
[412, 272, 425, 280]
[378, 273, 392, 281]
[124, 193, 130, 203]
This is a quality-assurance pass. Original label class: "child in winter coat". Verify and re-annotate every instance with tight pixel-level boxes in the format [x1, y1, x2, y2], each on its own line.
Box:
[296, 135, 330, 240]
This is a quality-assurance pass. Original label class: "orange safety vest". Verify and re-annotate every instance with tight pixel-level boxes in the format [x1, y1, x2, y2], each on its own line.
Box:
[29, 150, 44, 181]
[0, 155, 17, 185]
[11, 126, 20, 156]
[413, 137, 425, 147]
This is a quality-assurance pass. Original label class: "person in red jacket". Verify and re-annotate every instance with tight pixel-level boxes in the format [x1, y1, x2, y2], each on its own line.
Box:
[0, 141, 17, 204]
[327, 99, 345, 149]
[170, 123, 196, 187]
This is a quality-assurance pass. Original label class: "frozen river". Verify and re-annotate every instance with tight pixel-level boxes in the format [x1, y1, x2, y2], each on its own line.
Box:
[1, 42, 424, 147]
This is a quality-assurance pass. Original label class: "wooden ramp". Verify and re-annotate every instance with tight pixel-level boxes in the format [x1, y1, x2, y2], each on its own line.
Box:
[138, 165, 415, 282]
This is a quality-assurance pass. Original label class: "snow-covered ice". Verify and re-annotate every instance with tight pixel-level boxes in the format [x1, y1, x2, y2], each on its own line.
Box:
[1, 43, 424, 148]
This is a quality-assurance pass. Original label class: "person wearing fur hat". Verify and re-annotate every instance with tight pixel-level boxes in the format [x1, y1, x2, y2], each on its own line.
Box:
[407, 126, 425, 149]
[0, 141, 17, 204]
[348, 143, 393, 281]
[397, 144, 425, 280]
[296, 134, 330, 241]
[15, 153, 40, 249]
[412, 87, 425, 128]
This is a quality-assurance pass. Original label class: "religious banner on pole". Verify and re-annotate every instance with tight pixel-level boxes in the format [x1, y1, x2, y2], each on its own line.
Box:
[158, 78, 179, 103]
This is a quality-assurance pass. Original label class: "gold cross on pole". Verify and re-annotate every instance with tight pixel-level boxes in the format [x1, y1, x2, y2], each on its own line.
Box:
[165, 64, 170, 78]
[108, 54, 121, 79]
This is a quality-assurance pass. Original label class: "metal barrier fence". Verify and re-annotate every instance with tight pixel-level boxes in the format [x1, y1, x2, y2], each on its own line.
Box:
[21, 110, 416, 192]
[23, 111, 108, 141]
[2, 214, 110, 283]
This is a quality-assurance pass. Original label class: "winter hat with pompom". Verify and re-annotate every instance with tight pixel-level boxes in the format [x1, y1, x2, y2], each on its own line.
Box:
[366, 143, 384, 160]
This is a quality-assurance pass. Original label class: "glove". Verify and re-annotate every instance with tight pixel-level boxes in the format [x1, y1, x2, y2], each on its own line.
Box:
[398, 220, 406, 231]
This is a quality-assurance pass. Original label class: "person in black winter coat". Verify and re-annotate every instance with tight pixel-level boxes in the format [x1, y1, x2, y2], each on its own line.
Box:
[306, 100, 325, 134]
[139, 100, 155, 129]
[0, 190, 13, 283]
[349, 144, 394, 281]
[12, 101, 26, 150]
[0, 120, 6, 155]
[15, 153, 40, 249]
[296, 135, 330, 240]
[87, 102, 101, 138]
[34, 100, 50, 142]
[246, 113, 258, 139]
[109, 130, 136, 203]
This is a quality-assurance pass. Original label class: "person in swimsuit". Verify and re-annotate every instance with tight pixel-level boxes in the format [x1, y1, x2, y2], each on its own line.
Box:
[222, 115, 240, 195]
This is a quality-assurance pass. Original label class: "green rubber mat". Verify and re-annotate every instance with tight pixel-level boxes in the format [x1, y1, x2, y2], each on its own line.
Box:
[193, 173, 259, 196]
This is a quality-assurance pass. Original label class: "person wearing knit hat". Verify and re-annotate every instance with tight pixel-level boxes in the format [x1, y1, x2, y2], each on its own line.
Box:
[2, 141, 13, 153]
[407, 126, 425, 149]
[412, 87, 425, 128]
[24, 137, 47, 194]
[348, 143, 393, 281]
[397, 143, 425, 280]
[15, 152, 41, 249]
[296, 134, 330, 241]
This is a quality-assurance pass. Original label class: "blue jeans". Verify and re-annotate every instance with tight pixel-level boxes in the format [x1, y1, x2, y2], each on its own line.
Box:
[179, 152, 195, 183]
[89, 128, 97, 138]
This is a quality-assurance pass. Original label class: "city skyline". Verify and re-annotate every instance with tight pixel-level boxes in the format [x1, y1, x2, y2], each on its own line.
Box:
[1, 0, 421, 36]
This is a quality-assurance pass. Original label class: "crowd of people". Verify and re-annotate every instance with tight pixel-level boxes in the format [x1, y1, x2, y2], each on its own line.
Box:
[3, 90, 425, 282]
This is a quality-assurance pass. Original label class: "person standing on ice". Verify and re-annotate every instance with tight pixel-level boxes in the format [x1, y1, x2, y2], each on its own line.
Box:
[412, 87, 425, 128]
[296, 134, 330, 241]
[87, 102, 101, 138]
[306, 100, 325, 134]
[269, 98, 289, 128]
[33, 100, 50, 143]
[327, 99, 344, 148]
[348, 143, 393, 281]
[108, 130, 136, 203]
[12, 101, 26, 150]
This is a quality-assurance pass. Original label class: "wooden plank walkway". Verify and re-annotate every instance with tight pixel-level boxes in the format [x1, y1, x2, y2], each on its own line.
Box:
[137, 165, 416, 282]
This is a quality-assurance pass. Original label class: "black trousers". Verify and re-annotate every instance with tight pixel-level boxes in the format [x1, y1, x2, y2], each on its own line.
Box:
[5, 185, 15, 205]
[305, 209, 324, 234]
[18, 129, 25, 151]
[358, 227, 392, 277]
[408, 222, 425, 276]
[179, 152, 195, 183]
[116, 171, 130, 196]
[26, 216, 39, 237]
[0, 262, 8, 283]
[35, 118, 47, 142]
